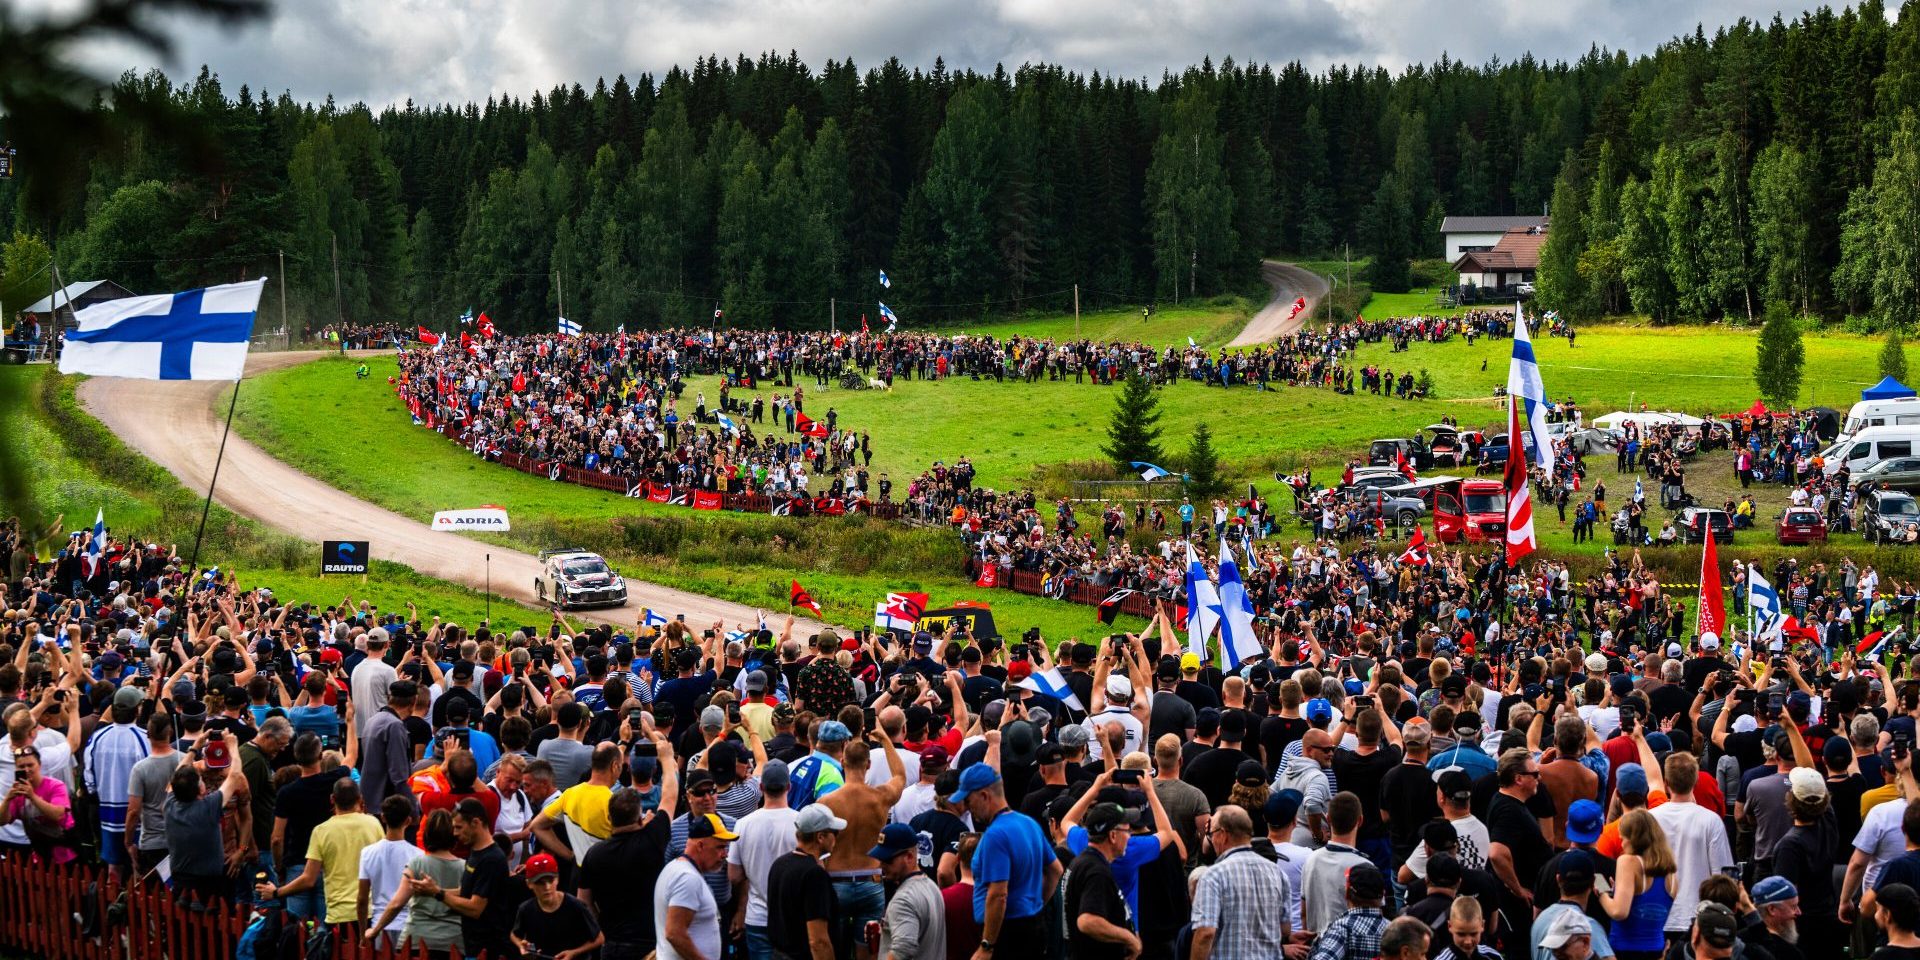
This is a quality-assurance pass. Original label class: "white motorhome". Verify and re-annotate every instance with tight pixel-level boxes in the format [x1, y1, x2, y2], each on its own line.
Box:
[1841, 397, 1920, 439]
[1822, 425, 1920, 476]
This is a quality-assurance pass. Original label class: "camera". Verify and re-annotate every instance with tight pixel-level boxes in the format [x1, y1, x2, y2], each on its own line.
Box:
[1767, 691, 1786, 715]
[1113, 769, 1143, 785]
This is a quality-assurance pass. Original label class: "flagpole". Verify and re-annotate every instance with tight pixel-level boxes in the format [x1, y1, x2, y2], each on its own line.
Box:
[188, 376, 242, 571]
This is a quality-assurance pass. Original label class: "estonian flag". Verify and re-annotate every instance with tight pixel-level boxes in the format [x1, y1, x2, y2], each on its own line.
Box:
[1131, 461, 1172, 482]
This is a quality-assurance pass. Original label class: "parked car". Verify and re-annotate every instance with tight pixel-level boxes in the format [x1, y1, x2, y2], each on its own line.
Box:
[1861, 489, 1920, 544]
[1516, 281, 1537, 297]
[1368, 438, 1420, 469]
[534, 548, 629, 608]
[1775, 507, 1829, 546]
[1851, 456, 1920, 492]
[1678, 507, 1733, 545]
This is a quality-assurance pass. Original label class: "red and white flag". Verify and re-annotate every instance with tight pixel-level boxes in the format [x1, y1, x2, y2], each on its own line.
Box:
[1503, 392, 1536, 566]
[790, 579, 824, 617]
[416, 326, 440, 346]
[1398, 526, 1431, 566]
[1697, 525, 1726, 639]
[1395, 449, 1418, 483]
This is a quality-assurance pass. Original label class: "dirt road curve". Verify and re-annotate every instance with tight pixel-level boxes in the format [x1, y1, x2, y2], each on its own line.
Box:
[78, 351, 828, 633]
[1227, 260, 1333, 347]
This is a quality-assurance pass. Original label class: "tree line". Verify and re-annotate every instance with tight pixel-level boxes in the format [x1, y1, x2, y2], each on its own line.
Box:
[5, 3, 1917, 332]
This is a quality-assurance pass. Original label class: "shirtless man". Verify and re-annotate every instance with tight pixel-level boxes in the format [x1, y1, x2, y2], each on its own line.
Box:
[820, 726, 905, 958]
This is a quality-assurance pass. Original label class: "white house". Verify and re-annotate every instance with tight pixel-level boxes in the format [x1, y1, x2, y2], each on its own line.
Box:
[1451, 225, 1549, 292]
[1439, 215, 1549, 262]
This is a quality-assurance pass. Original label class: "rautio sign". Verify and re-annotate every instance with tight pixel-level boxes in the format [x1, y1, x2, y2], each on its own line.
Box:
[322, 540, 370, 575]
[431, 507, 511, 531]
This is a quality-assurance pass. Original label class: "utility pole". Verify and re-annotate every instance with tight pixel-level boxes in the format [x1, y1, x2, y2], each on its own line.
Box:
[1344, 243, 1352, 294]
[830, 297, 836, 336]
[1073, 284, 1081, 339]
[330, 231, 343, 325]
[556, 268, 565, 322]
[278, 250, 288, 341]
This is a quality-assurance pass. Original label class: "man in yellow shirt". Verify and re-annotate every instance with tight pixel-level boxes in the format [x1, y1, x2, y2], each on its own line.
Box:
[532, 741, 623, 864]
[258, 776, 383, 934]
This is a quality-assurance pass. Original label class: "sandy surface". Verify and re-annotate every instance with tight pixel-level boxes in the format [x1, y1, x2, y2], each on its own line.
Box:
[1227, 260, 1334, 347]
[78, 350, 828, 633]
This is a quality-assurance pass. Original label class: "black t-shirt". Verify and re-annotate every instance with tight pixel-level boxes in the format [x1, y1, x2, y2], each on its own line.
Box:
[1720, 728, 1767, 775]
[432, 686, 484, 729]
[1133, 838, 1189, 938]
[274, 767, 352, 863]
[578, 814, 672, 945]
[1649, 683, 1692, 725]
[767, 851, 837, 957]
[1774, 818, 1839, 917]
[1020, 783, 1069, 825]
[461, 843, 519, 957]
[1404, 865, 1506, 932]
[1181, 745, 1250, 809]
[1487, 793, 1552, 896]
[514, 893, 600, 958]
[404, 715, 434, 757]
[1259, 716, 1308, 776]
[1065, 849, 1130, 960]
[910, 809, 968, 879]
[1331, 745, 1402, 840]
[1533, 848, 1617, 929]
[1174, 679, 1221, 714]
[1148, 691, 1197, 745]
[1379, 761, 1443, 861]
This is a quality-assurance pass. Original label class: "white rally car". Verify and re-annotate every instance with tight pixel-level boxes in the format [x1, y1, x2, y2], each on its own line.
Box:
[534, 548, 629, 609]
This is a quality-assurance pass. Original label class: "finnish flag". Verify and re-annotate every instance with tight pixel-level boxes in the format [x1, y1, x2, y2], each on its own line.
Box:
[641, 608, 670, 628]
[1019, 666, 1085, 713]
[59, 278, 265, 381]
[1184, 541, 1222, 656]
[878, 302, 900, 331]
[879, 269, 892, 289]
[717, 413, 740, 434]
[1507, 308, 1555, 482]
[1749, 564, 1784, 640]
[1217, 540, 1262, 670]
[557, 316, 582, 337]
[84, 509, 105, 576]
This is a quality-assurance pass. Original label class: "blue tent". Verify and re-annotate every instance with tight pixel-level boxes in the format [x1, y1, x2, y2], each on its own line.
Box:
[1863, 376, 1917, 401]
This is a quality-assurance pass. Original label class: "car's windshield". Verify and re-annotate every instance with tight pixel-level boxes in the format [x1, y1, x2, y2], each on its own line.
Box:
[1465, 493, 1507, 513]
[562, 558, 611, 576]
[1882, 498, 1920, 517]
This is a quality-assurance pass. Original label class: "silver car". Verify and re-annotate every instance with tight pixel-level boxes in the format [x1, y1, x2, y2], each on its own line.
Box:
[1852, 456, 1920, 492]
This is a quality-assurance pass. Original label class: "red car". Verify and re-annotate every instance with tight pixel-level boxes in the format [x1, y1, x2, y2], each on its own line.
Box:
[1775, 506, 1828, 545]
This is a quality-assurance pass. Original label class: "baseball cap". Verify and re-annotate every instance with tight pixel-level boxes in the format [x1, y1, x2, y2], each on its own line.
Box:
[1304, 698, 1334, 725]
[1788, 766, 1827, 801]
[1435, 768, 1474, 803]
[1615, 763, 1649, 798]
[949, 763, 1002, 804]
[1235, 759, 1267, 787]
[1106, 675, 1133, 701]
[687, 813, 740, 841]
[203, 738, 232, 769]
[1179, 652, 1200, 672]
[1751, 876, 1799, 906]
[868, 822, 918, 860]
[1694, 902, 1738, 948]
[525, 853, 560, 880]
[1264, 789, 1303, 827]
[919, 745, 951, 769]
[1083, 802, 1140, 837]
[745, 670, 769, 692]
[1036, 743, 1066, 765]
[817, 721, 852, 743]
[795, 803, 848, 833]
[170, 679, 196, 702]
[1423, 820, 1458, 851]
[1539, 910, 1593, 949]
[1558, 849, 1596, 887]
[1824, 736, 1855, 770]
[1345, 863, 1386, 902]
[1440, 674, 1468, 698]
[700, 705, 727, 731]
[1584, 652, 1608, 674]
[1427, 852, 1463, 889]
[1666, 642, 1684, 658]
[113, 685, 145, 710]
[1007, 660, 1033, 681]
[1566, 799, 1604, 844]
[1699, 632, 1720, 651]
[319, 647, 343, 665]
[760, 759, 791, 794]
[1058, 724, 1090, 750]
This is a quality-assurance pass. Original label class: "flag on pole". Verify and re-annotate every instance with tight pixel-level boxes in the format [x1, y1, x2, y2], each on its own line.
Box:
[1183, 542, 1222, 658]
[1398, 525, 1430, 566]
[459, 308, 474, 326]
[1395, 449, 1418, 483]
[879, 270, 892, 289]
[1020, 666, 1086, 712]
[1131, 461, 1172, 482]
[878, 302, 900, 332]
[874, 592, 928, 637]
[796, 413, 830, 438]
[717, 413, 740, 435]
[1697, 528, 1726, 639]
[790, 580, 823, 617]
[1748, 565, 1783, 641]
[84, 509, 105, 576]
[1216, 541, 1261, 671]
[1507, 306, 1554, 482]
[59, 279, 266, 381]
[557, 317, 582, 337]
[1502, 389, 1537, 566]
[1188, 336, 1197, 348]
[640, 608, 670, 629]
[1633, 479, 1645, 504]
[1098, 588, 1137, 624]
[478, 313, 497, 338]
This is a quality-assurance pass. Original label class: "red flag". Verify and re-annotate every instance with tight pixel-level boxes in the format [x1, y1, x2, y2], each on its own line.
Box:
[460, 330, 475, 355]
[796, 413, 829, 438]
[1503, 393, 1537, 566]
[512, 372, 527, 393]
[861, 315, 869, 336]
[790, 580, 824, 617]
[975, 564, 1001, 589]
[416, 326, 440, 346]
[1396, 449, 1417, 483]
[646, 483, 671, 504]
[1398, 526, 1430, 566]
[692, 490, 723, 510]
[1857, 630, 1888, 656]
[1696, 524, 1726, 639]
[478, 313, 497, 338]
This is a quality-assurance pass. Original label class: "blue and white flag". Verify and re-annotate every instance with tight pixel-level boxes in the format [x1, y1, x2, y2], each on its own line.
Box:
[84, 509, 105, 576]
[1749, 564, 1783, 640]
[717, 413, 740, 434]
[59, 278, 265, 381]
[1183, 542, 1222, 656]
[878, 302, 900, 332]
[459, 308, 474, 325]
[1019, 666, 1086, 713]
[1633, 479, 1645, 504]
[1131, 461, 1172, 482]
[1187, 336, 1197, 348]
[557, 316, 582, 337]
[1507, 307, 1554, 482]
[878, 270, 892, 289]
[641, 608, 670, 629]
[1217, 541, 1261, 670]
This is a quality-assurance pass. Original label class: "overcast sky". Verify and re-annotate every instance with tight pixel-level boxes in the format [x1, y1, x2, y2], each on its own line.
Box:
[38, 0, 1872, 109]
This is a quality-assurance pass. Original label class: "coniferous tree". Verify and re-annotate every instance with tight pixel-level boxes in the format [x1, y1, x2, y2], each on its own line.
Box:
[1882, 327, 1910, 383]
[1183, 422, 1227, 501]
[1102, 373, 1164, 472]
[1755, 304, 1806, 406]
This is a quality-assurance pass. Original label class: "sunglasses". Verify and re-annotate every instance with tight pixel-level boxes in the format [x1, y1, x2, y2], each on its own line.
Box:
[691, 787, 718, 797]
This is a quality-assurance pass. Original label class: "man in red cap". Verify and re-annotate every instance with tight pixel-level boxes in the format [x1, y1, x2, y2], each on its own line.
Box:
[513, 852, 603, 960]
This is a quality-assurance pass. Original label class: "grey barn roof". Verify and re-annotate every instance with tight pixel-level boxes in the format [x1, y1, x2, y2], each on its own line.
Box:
[1439, 215, 1549, 234]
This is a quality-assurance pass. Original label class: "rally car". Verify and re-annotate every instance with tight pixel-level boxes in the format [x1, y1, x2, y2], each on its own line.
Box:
[534, 548, 629, 609]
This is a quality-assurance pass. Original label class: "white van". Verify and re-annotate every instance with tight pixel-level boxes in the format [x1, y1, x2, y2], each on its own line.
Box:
[1822, 425, 1920, 476]
[1841, 397, 1920, 439]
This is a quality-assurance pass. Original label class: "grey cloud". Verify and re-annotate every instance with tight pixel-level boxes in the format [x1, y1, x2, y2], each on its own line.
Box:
[41, 0, 1846, 108]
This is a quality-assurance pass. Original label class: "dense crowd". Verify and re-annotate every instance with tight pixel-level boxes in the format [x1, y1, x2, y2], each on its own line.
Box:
[17, 490, 1920, 960]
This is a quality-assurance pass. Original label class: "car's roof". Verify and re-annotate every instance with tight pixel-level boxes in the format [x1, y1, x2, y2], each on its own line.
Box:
[550, 551, 604, 561]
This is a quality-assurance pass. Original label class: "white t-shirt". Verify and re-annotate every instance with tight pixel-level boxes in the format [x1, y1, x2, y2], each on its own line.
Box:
[1406, 813, 1489, 876]
[867, 748, 920, 791]
[1858, 797, 1911, 889]
[1271, 839, 1312, 931]
[657, 857, 723, 960]
[893, 782, 939, 825]
[727, 806, 799, 926]
[1087, 707, 1145, 762]
[359, 838, 422, 933]
[491, 785, 535, 867]
[1479, 690, 1503, 732]
[1651, 800, 1734, 932]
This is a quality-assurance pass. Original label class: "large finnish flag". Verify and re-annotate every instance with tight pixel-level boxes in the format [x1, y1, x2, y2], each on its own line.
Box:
[557, 316, 582, 337]
[1217, 540, 1262, 670]
[59, 279, 265, 381]
[1749, 564, 1784, 640]
[1507, 306, 1555, 482]
[1184, 541, 1222, 656]
[1019, 666, 1085, 713]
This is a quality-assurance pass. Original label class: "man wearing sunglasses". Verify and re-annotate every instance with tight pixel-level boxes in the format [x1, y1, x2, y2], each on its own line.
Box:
[669, 768, 740, 933]
[1486, 748, 1551, 959]
[514, 853, 604, 960]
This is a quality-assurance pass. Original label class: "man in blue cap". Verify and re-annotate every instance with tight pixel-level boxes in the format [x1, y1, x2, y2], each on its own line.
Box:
[787, 720, 851, 807]
[1748, 876, 1803, 960]
[1529, 850, 1614, 960]
[873, 822, 946, 960]
[951, 762, 1059, 960]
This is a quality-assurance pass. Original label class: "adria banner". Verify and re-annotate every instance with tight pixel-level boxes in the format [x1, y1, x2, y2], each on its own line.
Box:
[431, 507, 512, 531]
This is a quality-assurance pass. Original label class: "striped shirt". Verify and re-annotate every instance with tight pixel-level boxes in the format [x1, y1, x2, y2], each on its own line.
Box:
[1190, 846, 1291, 960]
[84, 722, 151, 833]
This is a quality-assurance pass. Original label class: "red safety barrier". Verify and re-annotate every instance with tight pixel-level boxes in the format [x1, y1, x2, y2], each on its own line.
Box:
[996, 564, 1161, 620]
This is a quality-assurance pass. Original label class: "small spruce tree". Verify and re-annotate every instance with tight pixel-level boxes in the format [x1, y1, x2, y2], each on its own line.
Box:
[1103, 372, 1164, 470]
[1183, 422, 1226, 501]
[1882, 327, 1910, 383]
[1754, 304, 1805, 407]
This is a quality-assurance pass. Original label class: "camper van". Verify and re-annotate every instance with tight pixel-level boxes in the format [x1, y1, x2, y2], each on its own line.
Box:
[1841, 397, 1920, 440]
[1821, 425, 1920, 476]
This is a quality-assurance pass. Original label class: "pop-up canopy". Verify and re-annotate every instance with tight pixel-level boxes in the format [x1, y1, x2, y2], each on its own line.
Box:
[1863, 376, 1916, 401]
